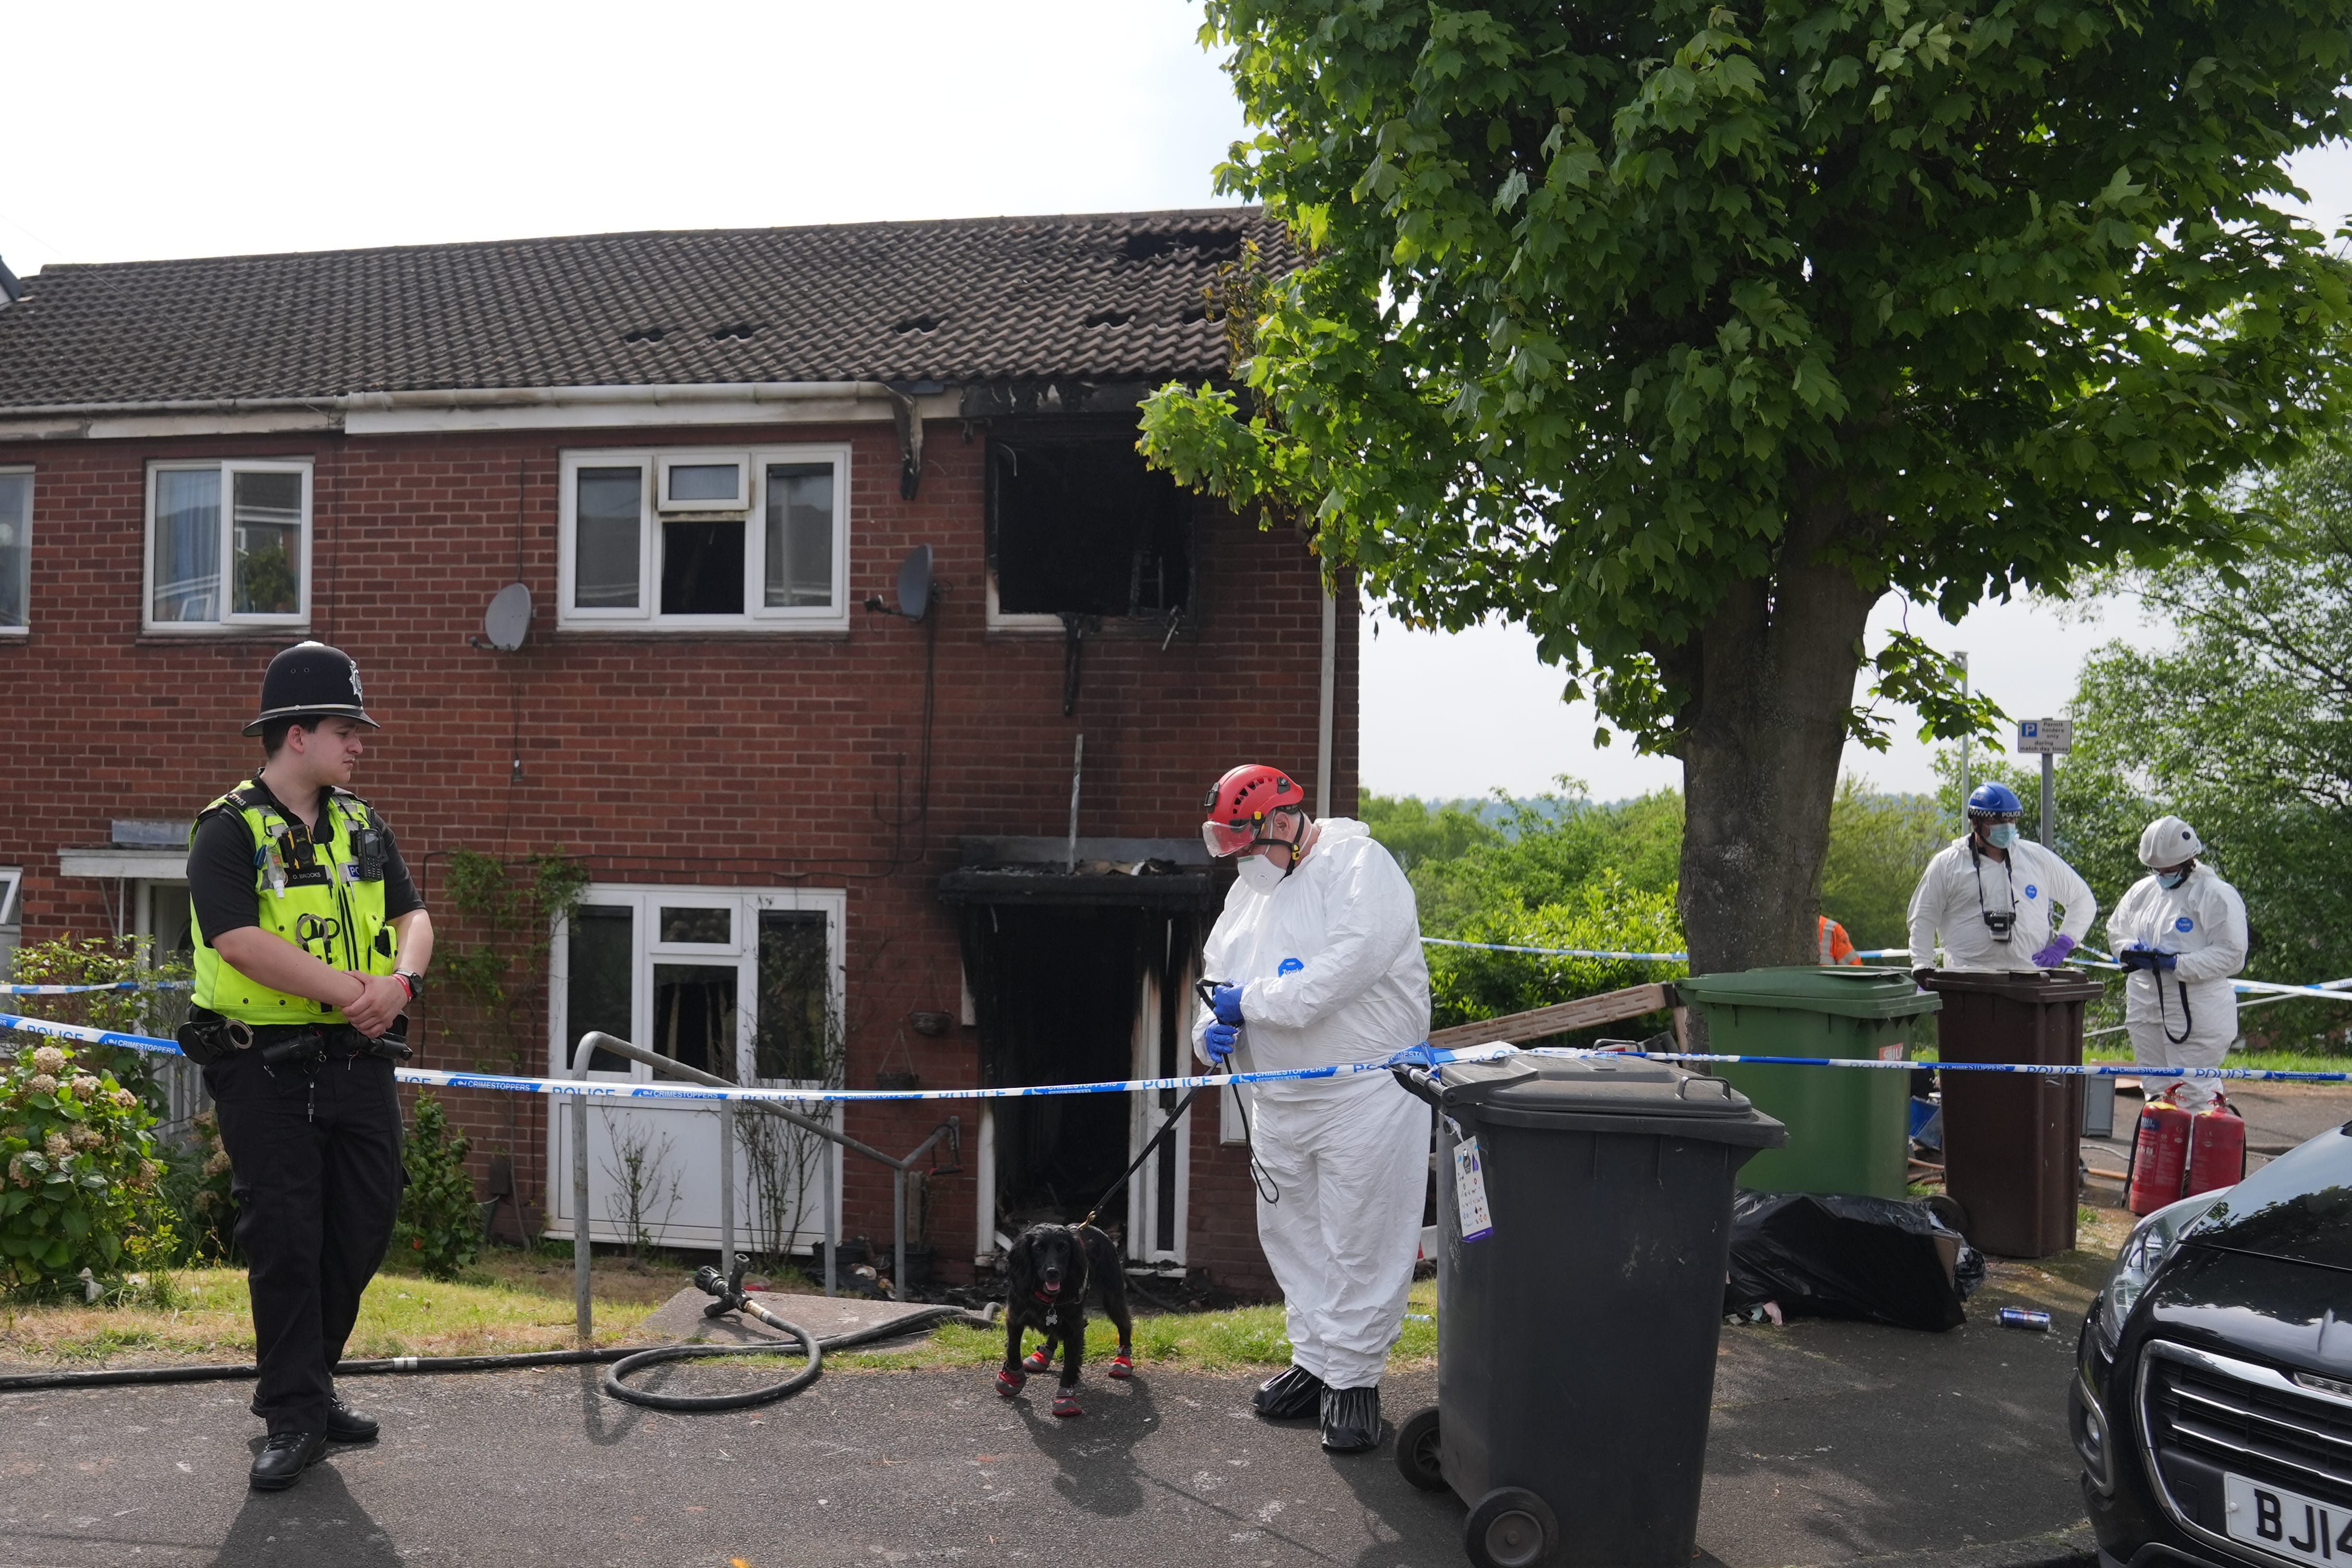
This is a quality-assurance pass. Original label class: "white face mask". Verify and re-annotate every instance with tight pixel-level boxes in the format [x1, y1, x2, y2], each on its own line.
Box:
[1236, 852, 1291, 894]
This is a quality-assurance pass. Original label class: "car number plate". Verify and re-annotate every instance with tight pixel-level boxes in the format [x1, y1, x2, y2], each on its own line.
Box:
[2224, 1472, 2352, 1566]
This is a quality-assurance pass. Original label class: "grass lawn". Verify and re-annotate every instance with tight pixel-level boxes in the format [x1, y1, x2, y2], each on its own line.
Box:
[0, 1248, 1436, 1375]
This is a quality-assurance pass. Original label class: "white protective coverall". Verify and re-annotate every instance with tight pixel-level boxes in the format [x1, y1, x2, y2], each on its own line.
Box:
[1192, 817, 1432, 1391]
[1906, 836, 2097, 972]
[2105, 865, 2248, 1112]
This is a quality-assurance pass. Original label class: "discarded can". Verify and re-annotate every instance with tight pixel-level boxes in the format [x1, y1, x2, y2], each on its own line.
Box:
[1998, 1307, 2052, 1332]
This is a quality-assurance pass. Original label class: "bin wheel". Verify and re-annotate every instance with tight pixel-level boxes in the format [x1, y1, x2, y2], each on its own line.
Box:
[1464, 1487, 1557, 1568]
[1394, 1405, 1444, 1492]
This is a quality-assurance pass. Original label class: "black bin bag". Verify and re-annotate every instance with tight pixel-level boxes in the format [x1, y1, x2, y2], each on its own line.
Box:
[1724, 1191, 1986, 1332]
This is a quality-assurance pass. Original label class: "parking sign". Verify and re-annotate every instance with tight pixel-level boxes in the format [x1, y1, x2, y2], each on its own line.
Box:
[2017, 719, 2073, 755]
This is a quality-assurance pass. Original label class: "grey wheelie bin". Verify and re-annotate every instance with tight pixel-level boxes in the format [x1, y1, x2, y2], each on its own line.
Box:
[1392, 1055, 1786, 1568]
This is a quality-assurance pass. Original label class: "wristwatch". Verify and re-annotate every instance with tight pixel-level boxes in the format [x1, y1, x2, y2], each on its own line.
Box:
[395, 970, 427, 1001]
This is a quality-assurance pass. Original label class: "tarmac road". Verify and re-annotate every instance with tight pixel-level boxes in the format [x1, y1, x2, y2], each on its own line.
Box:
[0, 1296, 2094, 1568]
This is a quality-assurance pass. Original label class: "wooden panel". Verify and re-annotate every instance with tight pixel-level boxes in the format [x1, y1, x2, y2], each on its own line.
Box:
[1427, 982, 1677, 1050]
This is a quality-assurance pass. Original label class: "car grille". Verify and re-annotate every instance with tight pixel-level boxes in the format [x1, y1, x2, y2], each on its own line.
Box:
[2140, 1340, 2352, 1547]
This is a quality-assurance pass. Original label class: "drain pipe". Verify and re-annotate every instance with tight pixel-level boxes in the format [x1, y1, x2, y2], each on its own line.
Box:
[569, 1032, 959, 1338]
[1316, 582, 1337, 817]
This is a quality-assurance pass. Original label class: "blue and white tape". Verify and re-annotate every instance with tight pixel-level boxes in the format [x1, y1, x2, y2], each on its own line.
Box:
[1548, 1047, 2352, 1085]
[0, 979, 191, 996]
[1420, 938, 1688, 961]
[0, 1009, 1521, 1104]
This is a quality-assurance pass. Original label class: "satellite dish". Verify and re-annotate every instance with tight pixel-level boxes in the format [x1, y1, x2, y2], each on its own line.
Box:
[896, 544, 934, 622]
[483, 582, 534, 652]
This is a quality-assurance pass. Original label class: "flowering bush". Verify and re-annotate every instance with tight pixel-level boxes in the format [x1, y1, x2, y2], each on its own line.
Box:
[0, 1039, 174, 1295]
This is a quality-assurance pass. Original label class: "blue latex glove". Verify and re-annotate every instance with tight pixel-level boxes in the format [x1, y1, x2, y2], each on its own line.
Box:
[2151, 947, 2179, 971]
[2030, 934, 2077, 968]
[1211, 984, 1246, 1026]
[1203, 1022, 1239, 1063]
[2118, 945, 2155, 972]
[1387, 1042, 1443, 1068]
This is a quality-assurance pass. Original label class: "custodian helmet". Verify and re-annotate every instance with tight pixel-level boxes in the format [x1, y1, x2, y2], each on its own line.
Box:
[242, 641, 379, 737]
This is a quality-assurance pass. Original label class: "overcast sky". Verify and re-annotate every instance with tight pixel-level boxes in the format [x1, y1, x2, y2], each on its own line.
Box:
[4, 0, 2341, 807]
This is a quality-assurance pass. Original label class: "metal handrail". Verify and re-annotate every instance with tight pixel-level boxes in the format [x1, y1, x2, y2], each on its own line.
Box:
[567, 1031, 959, 1342]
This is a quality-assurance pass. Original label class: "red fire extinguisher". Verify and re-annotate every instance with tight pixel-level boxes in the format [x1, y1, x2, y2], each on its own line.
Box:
[2127, 1092, 2195, 1216]
[2185, 1096, 2246, 1199]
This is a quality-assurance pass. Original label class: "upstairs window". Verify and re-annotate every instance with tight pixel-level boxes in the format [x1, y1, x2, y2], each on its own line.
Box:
[559, 447, 848, 629]
[987, 432, 1192, 629]
[0, 469, 26, 632]
[145, 460, 312, 631]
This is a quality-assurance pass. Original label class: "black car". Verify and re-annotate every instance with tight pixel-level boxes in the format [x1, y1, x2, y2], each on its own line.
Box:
[2075, 1117, 2352, 1568]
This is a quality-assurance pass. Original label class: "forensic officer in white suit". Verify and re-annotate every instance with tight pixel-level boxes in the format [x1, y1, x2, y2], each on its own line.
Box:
[2106, 816, 2249, 1111]
[1908, 782, 2097, 974]
[1192, 763, 1431, 1456]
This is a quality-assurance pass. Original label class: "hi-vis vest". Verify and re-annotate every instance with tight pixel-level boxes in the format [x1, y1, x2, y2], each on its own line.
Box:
[189, 780, 399, 1025]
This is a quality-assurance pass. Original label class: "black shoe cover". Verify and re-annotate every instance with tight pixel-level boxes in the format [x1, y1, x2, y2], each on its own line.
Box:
[1320, 1385, 1380, 1454]
[1251, 1364, 1327, 1419]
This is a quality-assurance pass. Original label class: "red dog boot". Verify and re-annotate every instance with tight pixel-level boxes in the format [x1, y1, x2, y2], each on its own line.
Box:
[1051, 1389, 1083, 1418]
[995, 1367, 1025, 1400]
[1107, 1354, 1135, 1380]
[1022, 1349, 1054, 1374]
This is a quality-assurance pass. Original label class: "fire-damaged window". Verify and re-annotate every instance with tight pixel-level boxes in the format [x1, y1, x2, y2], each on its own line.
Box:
[988, 432, 1192, 626]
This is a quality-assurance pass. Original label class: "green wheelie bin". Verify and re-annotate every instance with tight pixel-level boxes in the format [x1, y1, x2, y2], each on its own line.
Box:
[1674, 966, 1939, 1198]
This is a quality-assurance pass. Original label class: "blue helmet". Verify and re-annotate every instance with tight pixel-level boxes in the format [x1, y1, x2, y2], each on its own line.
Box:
[1967, 782, 2023, 818]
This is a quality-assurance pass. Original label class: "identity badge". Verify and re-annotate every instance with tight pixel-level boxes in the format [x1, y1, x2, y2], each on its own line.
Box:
[1453, 1137, 1495, 1243]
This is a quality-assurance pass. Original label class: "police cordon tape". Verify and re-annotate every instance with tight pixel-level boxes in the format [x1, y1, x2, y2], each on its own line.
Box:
[1539, 1047, 2352, 1084]
[0, 1008, 1527, 1103]
[1420, 936, 2352, 1002]
[8, 1005, 2347, 1096]
[0, 979, 192, 996]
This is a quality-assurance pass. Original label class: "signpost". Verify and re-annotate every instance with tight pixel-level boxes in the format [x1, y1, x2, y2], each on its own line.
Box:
[2016, 719, 2073, 848]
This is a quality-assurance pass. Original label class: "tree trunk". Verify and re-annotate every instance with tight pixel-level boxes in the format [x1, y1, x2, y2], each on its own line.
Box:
[1668, 521, 1882, 982]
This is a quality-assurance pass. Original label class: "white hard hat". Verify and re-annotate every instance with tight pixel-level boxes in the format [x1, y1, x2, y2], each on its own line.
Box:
[2138, 815, 2204, 868]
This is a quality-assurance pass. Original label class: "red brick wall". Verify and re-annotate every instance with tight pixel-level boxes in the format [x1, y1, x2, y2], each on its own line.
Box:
[0, 417, 1359, 1292]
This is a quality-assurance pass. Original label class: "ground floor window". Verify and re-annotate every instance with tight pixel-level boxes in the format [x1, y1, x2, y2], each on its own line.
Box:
[550, 885, 844, 1084]
[0, 866, 20, 975]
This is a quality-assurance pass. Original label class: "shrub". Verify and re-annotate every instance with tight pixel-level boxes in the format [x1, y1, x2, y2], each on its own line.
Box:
[0, 1039, 174, 1295]
[154, 1108, 240, 1264]
[1426, 869, 1686, 1033]
[392, 1095, 479, 1278]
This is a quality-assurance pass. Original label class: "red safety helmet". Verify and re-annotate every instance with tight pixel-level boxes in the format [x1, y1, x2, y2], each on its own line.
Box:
[1201, 765, 1307, 858]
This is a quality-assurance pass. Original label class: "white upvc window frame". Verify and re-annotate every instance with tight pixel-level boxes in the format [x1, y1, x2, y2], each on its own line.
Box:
[141, 458, 314, 634]
[546, 884, 847, 1087]
[0, 466, 29, 635]
[556, 445, 852, 631]
[655, 453, 751, 513]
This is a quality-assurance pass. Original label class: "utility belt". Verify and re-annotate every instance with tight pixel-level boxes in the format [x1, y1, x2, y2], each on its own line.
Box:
[177, 1008, 412, 1070]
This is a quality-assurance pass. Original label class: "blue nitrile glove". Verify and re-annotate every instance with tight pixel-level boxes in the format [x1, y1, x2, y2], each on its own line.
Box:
[2118, 946, 2155, 972]
[1387, 1043, 1443, 1068]
[2151, 947, 2179, 971]
[1211, 984, 1246, 1026]
[1204, 1022, 1239, 1063]
[2030, 934, 2077, 968]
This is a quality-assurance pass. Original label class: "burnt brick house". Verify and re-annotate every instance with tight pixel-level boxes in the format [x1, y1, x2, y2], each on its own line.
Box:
[0, 211, 1355, 1293]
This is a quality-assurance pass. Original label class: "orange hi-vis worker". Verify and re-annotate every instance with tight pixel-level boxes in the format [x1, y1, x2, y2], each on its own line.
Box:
[1818, 916, 1862, 966]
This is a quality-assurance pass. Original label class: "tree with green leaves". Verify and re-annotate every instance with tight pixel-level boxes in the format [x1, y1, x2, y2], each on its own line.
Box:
[1144, 0, 2352, 974]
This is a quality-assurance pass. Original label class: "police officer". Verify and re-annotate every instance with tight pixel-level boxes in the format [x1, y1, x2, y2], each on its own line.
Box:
[181, 641, 432, 1491]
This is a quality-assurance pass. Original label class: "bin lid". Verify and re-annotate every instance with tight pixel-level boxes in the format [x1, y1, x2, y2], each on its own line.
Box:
[1917, 967, 2105, 1003]
[1675, 965, 1942, 1020]
[1437, 1055, 1785, 1147]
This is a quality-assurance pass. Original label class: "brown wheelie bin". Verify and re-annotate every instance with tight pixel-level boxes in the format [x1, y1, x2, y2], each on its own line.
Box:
[1917, 968, 2105, 1257]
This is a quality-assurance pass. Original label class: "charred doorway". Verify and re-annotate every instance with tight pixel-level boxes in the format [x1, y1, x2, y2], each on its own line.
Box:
[945, 839, 1217, 1266]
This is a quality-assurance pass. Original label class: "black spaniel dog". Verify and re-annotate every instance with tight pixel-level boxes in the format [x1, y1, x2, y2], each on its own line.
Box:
[995, 1222, 1135, 1416]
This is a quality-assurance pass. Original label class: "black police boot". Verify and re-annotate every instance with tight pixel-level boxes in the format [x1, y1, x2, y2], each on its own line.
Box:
[326, 1399, 378, 1442]
[1319, 1385, 1380, 1454]
[1251, 1364, 1326, 1420]
[249, 1430, 328, 1491]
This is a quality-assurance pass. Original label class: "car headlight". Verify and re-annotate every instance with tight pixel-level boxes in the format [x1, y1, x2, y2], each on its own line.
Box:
[2097, 1190, 2230, 1351]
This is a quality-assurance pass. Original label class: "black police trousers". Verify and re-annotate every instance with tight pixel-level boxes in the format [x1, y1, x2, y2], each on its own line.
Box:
[204, 1044, 403, 1436]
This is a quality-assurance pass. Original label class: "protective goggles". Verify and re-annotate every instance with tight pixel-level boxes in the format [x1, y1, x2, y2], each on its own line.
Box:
[1201, 806, 1305, 860]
